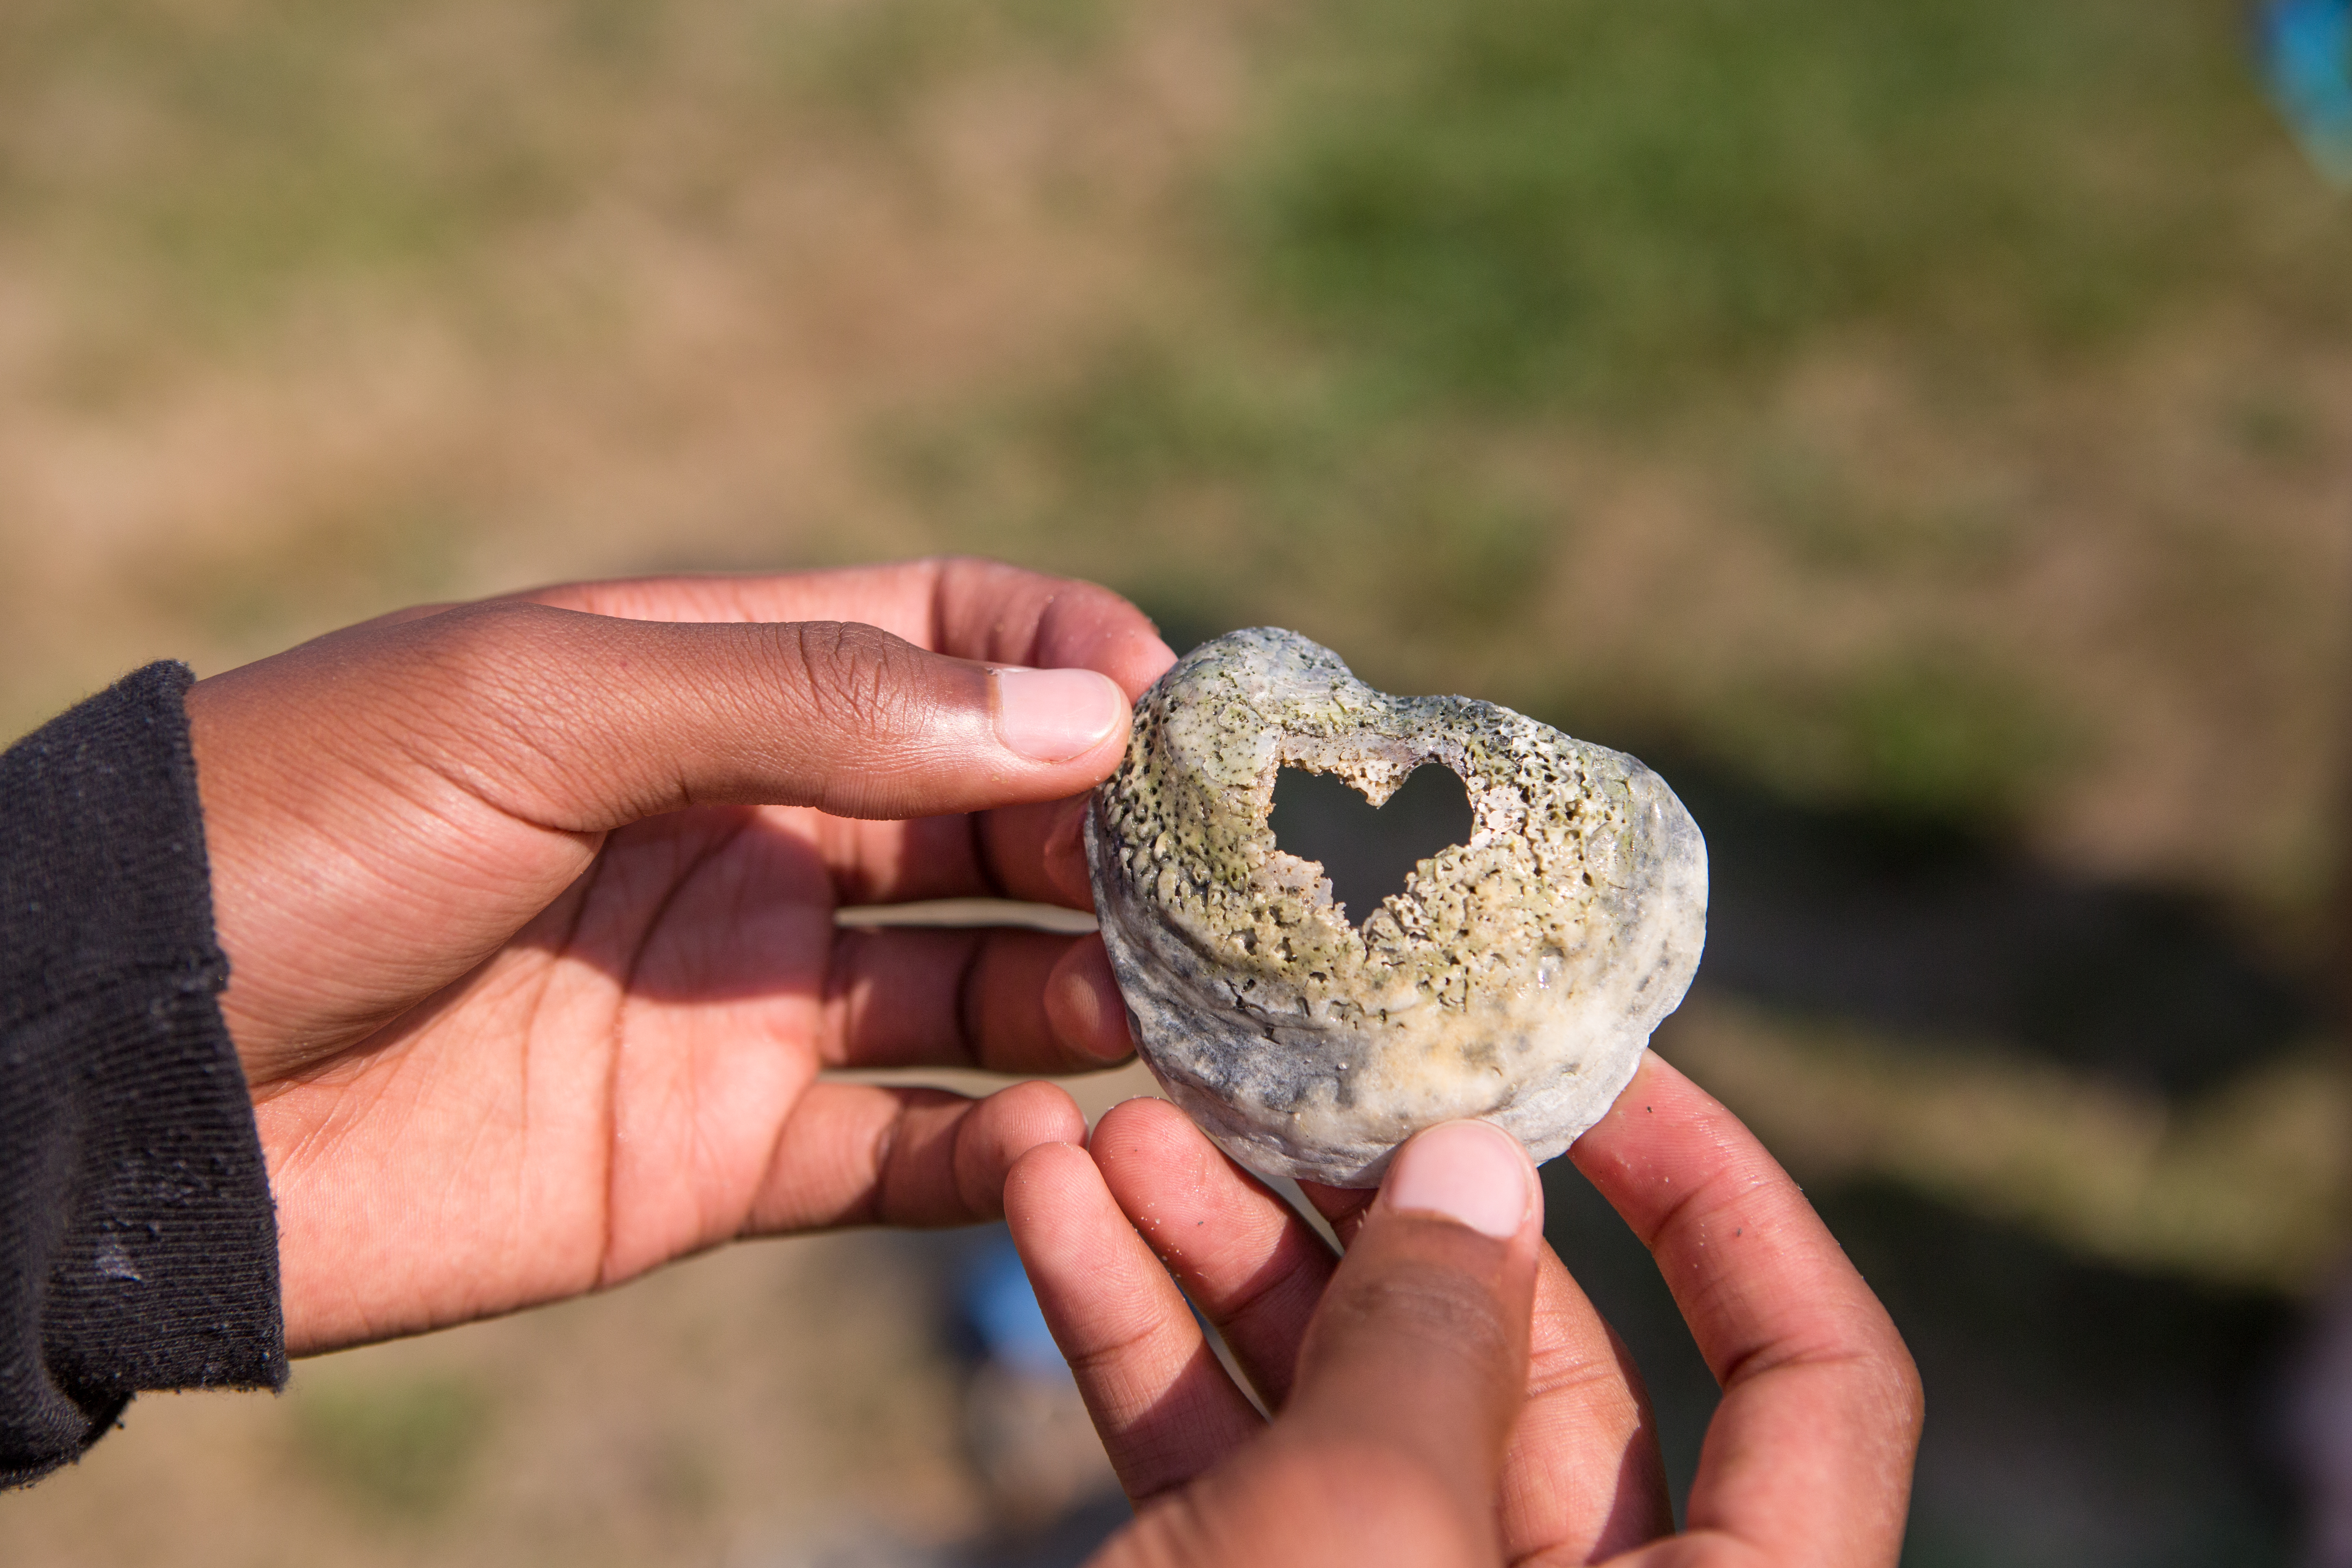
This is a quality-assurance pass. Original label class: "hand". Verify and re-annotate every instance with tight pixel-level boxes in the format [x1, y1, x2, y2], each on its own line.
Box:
[184, 557, 1177, 1354]
[1006, 1054, 1923, 1566]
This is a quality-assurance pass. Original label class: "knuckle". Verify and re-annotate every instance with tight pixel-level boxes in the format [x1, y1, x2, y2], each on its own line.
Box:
[422, 596, 570, 649]
[387, 599, 583, 734]
[781, 620, 934, 739]
[404, 599, 588, 696]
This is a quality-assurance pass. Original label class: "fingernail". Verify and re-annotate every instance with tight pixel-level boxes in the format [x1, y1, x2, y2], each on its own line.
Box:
[994, 667, 1127, 762]
[1383, 1120, 1535, 1240]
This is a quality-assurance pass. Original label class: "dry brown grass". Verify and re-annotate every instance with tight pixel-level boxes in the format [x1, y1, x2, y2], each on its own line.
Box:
[3, 1234, 985, 1568]
[0, 0, 1248, 732]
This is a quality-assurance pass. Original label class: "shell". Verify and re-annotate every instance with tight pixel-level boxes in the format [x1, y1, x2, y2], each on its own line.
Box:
[1085, 628, 1708, 1187]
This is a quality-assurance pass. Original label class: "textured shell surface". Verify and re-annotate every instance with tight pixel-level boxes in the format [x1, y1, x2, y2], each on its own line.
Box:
[1085, 628, 1708, 1187]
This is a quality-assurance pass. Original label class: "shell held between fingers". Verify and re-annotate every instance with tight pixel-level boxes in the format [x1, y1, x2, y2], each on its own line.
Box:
[1084, 628, 1708, 1188]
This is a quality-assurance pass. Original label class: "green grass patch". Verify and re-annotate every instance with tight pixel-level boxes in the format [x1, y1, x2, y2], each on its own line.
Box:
[293, 1372, 492, 1521]
[1231, 0, 2321, 414]
[0, 1, 571, 318]
[1702, 652, 2084, 824]
[890, 336, 1565, 683]
[771, 0, 1117, 120]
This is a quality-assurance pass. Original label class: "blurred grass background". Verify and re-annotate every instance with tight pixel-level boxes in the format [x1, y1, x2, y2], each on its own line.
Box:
[4, 0, 2352, 1563]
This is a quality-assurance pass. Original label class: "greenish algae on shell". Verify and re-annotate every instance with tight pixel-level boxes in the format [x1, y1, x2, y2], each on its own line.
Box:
[1084, 628, 1708, 1187]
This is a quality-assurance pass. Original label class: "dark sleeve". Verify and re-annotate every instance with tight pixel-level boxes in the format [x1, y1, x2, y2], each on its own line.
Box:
[1, 661, 284, 1488]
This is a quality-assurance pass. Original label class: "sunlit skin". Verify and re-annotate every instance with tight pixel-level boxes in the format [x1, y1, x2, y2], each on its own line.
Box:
[1009, 1056, 1923, 1567]
[187, 558, 1172, 1355]
[183, 554, 1921, 1562]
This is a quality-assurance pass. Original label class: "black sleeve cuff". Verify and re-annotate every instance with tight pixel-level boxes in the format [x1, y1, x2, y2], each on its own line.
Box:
[1, 661, 284, 1488]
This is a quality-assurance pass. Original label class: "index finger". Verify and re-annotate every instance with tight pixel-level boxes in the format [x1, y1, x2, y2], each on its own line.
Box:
[509, 556, 1180, 699]
[1571, 1053, 1922, 1568]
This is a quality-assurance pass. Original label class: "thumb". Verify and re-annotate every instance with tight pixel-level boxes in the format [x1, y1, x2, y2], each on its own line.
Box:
[299, 600, 1138, 826]
[1126, 1121, 1544, 1568]
[1285, 1120, 1543, 1530]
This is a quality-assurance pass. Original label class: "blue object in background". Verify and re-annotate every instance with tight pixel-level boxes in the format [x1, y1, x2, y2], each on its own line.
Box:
[2260, 0, 2352, 185]
[959, 1236, 1071, 1382]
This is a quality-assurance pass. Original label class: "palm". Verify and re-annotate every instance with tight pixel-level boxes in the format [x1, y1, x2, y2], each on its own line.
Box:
[189, 560, 1173, 1354]
[253, 805, 830, 1350]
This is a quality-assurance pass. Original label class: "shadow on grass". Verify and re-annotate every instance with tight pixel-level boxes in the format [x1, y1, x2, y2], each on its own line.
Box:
[1547, 1165, 2299, 1568]
[1666, 760, 2315, 1099]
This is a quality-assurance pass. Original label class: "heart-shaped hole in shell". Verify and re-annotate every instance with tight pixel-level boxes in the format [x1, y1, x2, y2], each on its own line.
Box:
[1085, 627, 1708, 1187]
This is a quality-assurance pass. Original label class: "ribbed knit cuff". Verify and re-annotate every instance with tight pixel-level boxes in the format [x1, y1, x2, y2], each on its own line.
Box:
[1, 662, 283, 1488]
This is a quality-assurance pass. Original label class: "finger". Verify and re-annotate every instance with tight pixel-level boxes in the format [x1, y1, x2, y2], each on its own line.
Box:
[1310, 1132, 1673, 1559]
[1298, 1178, 1378, 1239]
[1091, 1097, 1339, 1411]
[655, 784, 1090, 918]
[745, 1078, 1088, 1232]
[1096, 1100, 1672, 1559]
[1041, 934, 1137, 1065]
[822, 927, 1134, 1073]
[1107, 1122, 1547, 1568]
[1571, 1054, 1923, 1568]
[817, 793, 1099, 914]
[211, 600, 1136, 830]
[512, 556, 1180, 700]
[1006, 1143, 1265, 1501]
[1283, 1122, 1544, 1546]
[1504, 1254, 1675, 1560]
[980, 791, 1100, 909]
